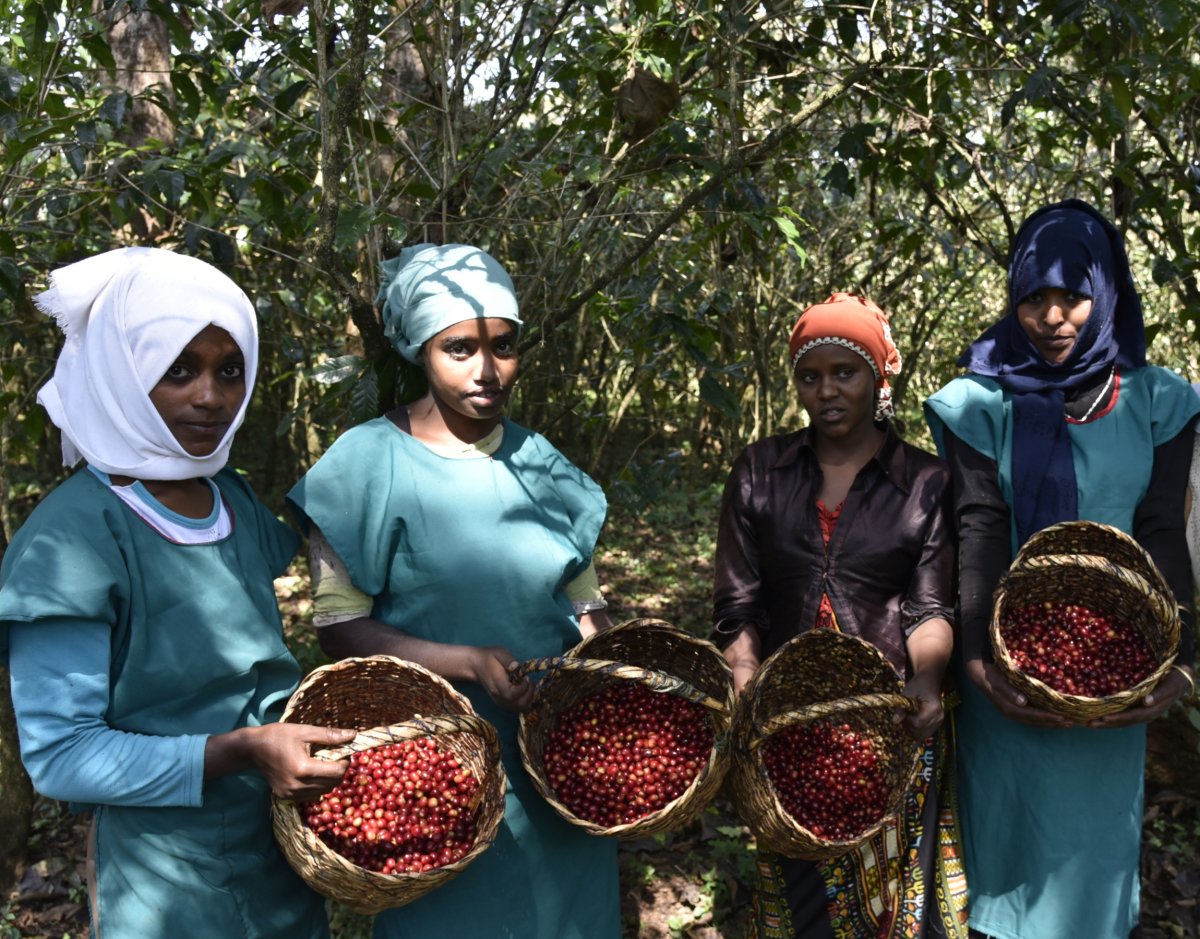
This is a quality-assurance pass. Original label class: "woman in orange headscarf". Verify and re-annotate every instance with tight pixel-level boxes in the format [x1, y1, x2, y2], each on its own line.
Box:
[715, 294, 967, 938]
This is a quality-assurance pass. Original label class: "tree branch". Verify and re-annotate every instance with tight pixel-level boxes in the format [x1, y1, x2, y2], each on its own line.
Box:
[541, 62, 871, 336]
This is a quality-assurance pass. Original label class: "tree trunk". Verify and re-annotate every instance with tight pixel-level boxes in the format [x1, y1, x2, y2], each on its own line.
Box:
[0, 668, 34, 886]
[97, 1, 176, 148]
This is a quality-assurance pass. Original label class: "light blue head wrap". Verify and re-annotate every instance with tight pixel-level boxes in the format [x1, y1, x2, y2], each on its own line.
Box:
[376, 243, 522, 363]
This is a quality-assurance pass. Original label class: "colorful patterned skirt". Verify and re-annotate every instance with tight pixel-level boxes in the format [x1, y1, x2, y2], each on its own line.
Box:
[748, 721, 968, 939]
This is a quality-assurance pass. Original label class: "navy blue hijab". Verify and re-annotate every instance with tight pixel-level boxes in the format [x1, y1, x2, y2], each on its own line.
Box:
[959, 199, 1147, 544]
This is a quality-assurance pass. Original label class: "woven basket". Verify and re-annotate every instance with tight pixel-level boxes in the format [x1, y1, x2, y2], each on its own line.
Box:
[990, 521, 1180, 721]
[271, 655, 506, 914]
[728, 629, 921, 860]
[515, 618, 734, 838]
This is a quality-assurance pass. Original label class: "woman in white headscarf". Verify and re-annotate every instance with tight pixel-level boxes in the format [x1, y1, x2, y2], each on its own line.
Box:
[0, 247, 353, 939]
[287, 243, 622, 938]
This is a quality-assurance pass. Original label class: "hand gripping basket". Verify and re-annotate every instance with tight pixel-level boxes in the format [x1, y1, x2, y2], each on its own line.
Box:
[271, 655, 506, 914]
[515, 618, 734, 838]
[990, 520, 1181, 721]
[728, 628, 922, 860]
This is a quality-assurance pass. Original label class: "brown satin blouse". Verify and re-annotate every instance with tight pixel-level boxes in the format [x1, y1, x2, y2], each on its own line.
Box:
[712, 424, 955, 675]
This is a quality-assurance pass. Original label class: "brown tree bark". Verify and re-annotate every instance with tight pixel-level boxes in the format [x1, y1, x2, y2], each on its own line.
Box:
[0, 667, 34, 886]
[96, 1, 176, 147]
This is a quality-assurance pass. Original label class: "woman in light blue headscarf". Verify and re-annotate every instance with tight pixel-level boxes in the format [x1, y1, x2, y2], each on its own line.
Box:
[287, 244, 621, 938]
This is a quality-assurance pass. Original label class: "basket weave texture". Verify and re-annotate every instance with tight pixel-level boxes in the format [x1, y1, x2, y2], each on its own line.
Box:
[990, 520, 1180, 720]
[271, 655, 506, 915]
[728, 628, 921, 860]
[516, 618, 734, 838]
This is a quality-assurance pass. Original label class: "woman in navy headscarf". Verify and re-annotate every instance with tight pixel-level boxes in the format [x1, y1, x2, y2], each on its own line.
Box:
[925, 199, 1199, 939]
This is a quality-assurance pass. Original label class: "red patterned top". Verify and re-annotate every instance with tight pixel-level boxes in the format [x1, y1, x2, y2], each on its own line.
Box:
[814, 499, 842, 631]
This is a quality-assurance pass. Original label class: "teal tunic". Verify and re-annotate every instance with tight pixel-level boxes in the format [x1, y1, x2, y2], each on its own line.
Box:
[0, 469, 330, 939]
[925, 366, 1200, 939]
[287, 416, 621, 939]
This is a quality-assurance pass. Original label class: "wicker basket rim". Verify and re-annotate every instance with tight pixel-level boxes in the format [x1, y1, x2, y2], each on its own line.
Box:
[281, 654, 474, 724]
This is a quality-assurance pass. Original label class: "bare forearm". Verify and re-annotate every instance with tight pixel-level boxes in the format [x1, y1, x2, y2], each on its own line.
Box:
[724, 625, 762, 693]
[317, 616, 536, 712]
[318, 616, 478, 681]
[905, 617, 953, 680]
[578, 609, 613, 638]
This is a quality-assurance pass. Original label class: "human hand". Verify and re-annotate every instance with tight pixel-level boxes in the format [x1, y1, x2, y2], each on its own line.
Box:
[730, 660, 758, 696]
[723, 626, 761, 696]
[965, 658, 1073, 728]
[243, 723, 356, 801]
[1087, 666, 1195, 729]
[472, 646, 535, 712]
[895, 671, 943, 740]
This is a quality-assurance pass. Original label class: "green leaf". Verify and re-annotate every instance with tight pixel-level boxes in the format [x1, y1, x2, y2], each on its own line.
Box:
[99, 92, 127, 126]
[350, 367, 379, 421]
[1151, 256, 1177, 287]
[206, 231, 236, 267]
[835, 122, 875, 160]
[335, 203, 376, 249]
[0, 257, 22, 301]
[822, 162, 856, 197]
[81, 31, 116, 70]
[276, 79, 310, 114]
[837, 12, 858, 47]
[171, 71, 201, 116]
[698, 374, 739, 420]
[22, 406, 45, 444]
[574, 155, 604, 184]
[64, 143, 86, 176]
[310, 355, 364, 385]
[1109, 76, 1133, 121]
[0, 66, 26, 101]
[774, 215, 800, 241]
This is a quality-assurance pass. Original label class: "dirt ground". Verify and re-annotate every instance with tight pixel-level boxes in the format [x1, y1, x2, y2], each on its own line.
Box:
[3, 784, 1197, 938]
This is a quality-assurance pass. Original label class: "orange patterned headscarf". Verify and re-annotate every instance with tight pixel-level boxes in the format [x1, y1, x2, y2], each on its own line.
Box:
[788, 292, 903, 419]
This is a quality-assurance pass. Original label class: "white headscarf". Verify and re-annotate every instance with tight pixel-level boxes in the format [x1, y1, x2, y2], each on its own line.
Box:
[35, 247, 259, 480]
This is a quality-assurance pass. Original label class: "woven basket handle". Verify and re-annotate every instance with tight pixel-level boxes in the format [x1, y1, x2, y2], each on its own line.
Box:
[510, 655, 728, 715]
[748, 692, 917, 752]
[312, 712, 493, 762]
[1008, 552, 1169, 596]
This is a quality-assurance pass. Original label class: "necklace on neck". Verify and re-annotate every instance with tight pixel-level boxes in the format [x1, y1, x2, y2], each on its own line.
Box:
[1076, 365, 1116, 423]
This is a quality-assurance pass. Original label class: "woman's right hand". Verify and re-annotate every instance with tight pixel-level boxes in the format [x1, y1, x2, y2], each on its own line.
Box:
[965, 658, 1073, 728]
[472, 646, 536, 712]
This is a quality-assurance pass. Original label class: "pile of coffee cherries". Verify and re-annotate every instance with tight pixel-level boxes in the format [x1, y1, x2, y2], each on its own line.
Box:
[543, 682, 714, 827]
[762, 719, 890, 842]
[999, 601, 1156, 697]
[302, 736, 480, 874]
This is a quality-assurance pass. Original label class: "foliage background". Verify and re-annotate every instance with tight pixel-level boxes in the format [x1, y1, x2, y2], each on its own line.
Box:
[2, 0, 1200, 935]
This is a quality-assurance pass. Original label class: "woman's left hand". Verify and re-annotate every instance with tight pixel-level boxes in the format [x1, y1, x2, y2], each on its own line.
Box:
[895, 671, 944, 740]
[1087, 665, 1195, 728]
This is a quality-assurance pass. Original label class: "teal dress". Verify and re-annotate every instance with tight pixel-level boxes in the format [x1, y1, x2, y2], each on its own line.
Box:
[287, 416, 621, 939]
[925, 366, 1200, 939]
[0, 469, 330, 939]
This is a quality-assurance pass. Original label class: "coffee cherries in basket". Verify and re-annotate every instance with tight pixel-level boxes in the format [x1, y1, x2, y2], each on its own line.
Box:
[302, 736, 482, 875]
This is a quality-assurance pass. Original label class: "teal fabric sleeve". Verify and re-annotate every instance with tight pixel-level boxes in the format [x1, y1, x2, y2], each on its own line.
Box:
[221, 468, 300, 577]
[8, 618, 205, 806]
[1143, 365, 1200, 445]
[923, 375, 1008, 460]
